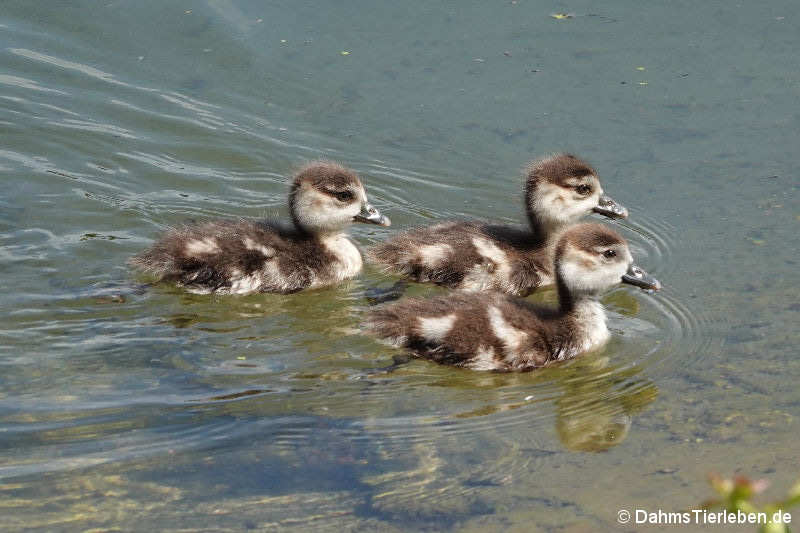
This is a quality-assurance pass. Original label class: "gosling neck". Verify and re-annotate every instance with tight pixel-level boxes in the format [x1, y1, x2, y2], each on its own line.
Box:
[555, 274, 602, 315]
[526, 208, 566, 246]
[290, 215, 348, 240]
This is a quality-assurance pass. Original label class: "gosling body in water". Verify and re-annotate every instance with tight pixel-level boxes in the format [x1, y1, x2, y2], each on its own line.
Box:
[365, 223, 660, 371]
[130, 161, 390, 294]
[367, 154, 628, 296]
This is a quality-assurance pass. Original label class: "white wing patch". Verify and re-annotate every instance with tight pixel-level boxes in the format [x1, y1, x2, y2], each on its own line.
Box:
[225, 262, 284, 295]
[417, 244, 452, 266]
[487, 305, 527, 358]
[459, 236, 513, 291]
[417, 314, 456, 342]
[469, 345, 499, 371]
[471, 237, 509, 270]
[242, 237, 274, 257]
[185, 238, 220, 255]
[228, 273, 264, 294]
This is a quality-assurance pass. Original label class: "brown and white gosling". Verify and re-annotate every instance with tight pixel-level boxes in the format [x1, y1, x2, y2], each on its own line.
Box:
[366, 154, 628, 296]
[130, 161, 390, 294]
[364, 223, 660, 371]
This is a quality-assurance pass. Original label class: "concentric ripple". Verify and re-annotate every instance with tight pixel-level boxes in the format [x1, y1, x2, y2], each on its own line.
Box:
[610, 205, 679, 280]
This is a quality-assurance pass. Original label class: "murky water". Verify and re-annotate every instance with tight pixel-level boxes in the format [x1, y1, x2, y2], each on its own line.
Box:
[2, 1, 798, 531]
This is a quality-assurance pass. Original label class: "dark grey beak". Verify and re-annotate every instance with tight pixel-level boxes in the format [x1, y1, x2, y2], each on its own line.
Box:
[354, 202, 391, 226]
[593, 195, 629, 219]
[621, 264, 661, 291]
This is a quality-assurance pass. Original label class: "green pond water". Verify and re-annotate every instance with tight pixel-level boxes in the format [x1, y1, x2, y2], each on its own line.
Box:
[1, 1, 798, 531]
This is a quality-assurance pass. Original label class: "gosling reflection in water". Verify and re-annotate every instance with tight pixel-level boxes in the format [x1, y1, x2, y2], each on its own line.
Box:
[553, 359, 657, 452]
[358, 357, 658, 522]
[424, 355, 658, 453]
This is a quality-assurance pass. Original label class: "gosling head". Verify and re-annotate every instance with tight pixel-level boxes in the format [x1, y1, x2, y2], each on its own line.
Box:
[555, 223, 660, 299]
[524, 154, 628, 232]
[288, 161, 390, 234]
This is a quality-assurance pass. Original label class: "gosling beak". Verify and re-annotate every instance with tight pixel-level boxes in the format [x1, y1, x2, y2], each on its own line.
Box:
[621, 264, 661, 291]
[593, 195, 629, 219]
[354, 202, 391, 226]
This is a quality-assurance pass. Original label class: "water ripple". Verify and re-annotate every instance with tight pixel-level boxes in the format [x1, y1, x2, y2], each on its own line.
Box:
[0, 19, 717, 514]
[0, 73, 67, 94]
[9, 48, 137, 88]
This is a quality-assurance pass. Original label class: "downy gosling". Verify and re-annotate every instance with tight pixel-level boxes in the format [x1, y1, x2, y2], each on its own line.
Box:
[364, 223, 660, 372]
[367, 154, 628, 296]
[130, 161, 390, 294]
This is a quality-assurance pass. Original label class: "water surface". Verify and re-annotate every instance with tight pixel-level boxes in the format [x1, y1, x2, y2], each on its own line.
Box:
[1, 1, 799, 531]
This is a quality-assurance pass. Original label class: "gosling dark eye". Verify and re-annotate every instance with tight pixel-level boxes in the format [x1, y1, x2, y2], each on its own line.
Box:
[333, 190, 354, 202]
[576, 184, 592, 195]
[603, 249, 617, 259]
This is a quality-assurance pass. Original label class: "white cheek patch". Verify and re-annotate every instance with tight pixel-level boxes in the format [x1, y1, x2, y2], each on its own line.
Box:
[559, 250, 626, 294]
[562, 191, 599, 222]
[417, 244, 453, 266]
[534, 178, 603, 225]
[417, 314, 456, 342]
[534, 184, 566, 216]
[347, 203, 362, 221]
[242, 237, 274, 258]
[294, 187, 354, 231]
[583, 192, 601, 210]
[559, 250, 601, 292]
[536, 186, 585, 225]
[185, 238, 220, 255]
[488, 305, 527, 357]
